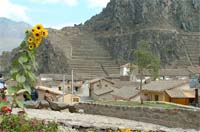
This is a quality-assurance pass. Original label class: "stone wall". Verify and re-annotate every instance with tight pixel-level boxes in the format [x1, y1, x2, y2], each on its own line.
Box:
[76, 103, 200, 130]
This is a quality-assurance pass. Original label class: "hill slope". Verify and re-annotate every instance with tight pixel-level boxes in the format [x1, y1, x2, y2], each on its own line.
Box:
[0, 17, 31, 54]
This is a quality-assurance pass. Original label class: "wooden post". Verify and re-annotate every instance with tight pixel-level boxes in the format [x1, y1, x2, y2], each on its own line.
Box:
[195, 89, 198, 107]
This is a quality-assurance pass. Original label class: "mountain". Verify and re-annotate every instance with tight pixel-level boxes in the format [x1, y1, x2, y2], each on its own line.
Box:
[0, 0, 200, 78]
[0, 17, 31, 54]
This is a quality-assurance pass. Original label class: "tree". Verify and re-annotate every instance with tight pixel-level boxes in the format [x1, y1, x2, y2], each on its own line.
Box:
[133, 40, 160, 104]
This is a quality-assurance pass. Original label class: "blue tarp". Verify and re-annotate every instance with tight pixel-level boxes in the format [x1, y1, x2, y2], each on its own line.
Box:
[189, 79, 200, 89]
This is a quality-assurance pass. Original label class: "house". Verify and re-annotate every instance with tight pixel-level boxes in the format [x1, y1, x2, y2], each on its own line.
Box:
[142, 80, 195, 105]
[165, 89, 195, 105]
[16, 86, 63, 101]
[89, 78, 115, 100]
[111, 81, 140, 101]
[159, 69, 191, 80]
[38, 74, 82, 88]
[58, 94, 80, 105]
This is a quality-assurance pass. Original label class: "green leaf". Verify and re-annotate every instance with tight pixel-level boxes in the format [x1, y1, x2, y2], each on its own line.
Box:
[0, 115, 3, 124]
[8, 86, 18, 95]
[16, 74, 26, 83]
[23, 84, 31, 94]
[15, 99, 24, 109]
[10, 68, 19, 75]
[28, 72, 36, 81]
[18, 55, 28, 64]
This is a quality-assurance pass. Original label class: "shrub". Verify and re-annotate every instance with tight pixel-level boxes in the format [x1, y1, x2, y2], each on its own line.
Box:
[0, 114, 58, 132]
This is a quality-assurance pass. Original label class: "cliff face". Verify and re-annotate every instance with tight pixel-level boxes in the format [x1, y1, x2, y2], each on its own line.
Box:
[84, 0, 200, 67]
[85, 0, 200, 32]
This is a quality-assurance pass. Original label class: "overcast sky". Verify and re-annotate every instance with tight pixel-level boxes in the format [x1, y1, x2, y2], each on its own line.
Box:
[0, 0, 110, 29]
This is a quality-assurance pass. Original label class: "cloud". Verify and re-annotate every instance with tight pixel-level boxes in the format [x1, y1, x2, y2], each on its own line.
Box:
[30, 0, 78, 6]
[87, 0, 110, 8]
[0, 0, 29, 22]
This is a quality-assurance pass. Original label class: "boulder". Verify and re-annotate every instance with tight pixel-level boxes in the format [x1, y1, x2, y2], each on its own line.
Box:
[24, 101, 40, 109]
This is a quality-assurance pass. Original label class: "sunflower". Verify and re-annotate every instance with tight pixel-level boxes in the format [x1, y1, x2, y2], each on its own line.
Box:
[35, 24, 44, 31]
[42, 29, 48, 38]
[33, 30, 42, 39]
[35, 38, 42, 47]
[27, 37, 34, 43]
[28, 44, 35, 50]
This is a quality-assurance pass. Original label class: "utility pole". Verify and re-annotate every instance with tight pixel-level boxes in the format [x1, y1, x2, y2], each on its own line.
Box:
[71, 69, 74, 105]
[62, 74, 65, 102]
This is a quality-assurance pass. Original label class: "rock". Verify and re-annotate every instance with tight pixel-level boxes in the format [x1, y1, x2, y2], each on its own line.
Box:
[49, 101, 68, 111]
[40, 100, 49, 109]
[24, 101, 40, 109]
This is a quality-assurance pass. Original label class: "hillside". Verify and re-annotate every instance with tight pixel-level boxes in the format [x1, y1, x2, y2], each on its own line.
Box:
[0, 0, 200, 78]
[0, 17, 31, 54]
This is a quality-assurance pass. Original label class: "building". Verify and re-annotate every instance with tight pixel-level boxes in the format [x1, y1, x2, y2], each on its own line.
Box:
[16, 86, 63, 101]
[111, 81, 140, 101]
[142, 80, 195, 105]
[58, 94, 80, 105]
[89, 78, 114, 100]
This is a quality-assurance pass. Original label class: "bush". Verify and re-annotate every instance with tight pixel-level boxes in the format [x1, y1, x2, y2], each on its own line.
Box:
[0, 114, 58, 132]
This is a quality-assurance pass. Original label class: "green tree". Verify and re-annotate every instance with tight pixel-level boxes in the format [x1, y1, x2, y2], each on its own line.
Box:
[133, 40, 160, 104]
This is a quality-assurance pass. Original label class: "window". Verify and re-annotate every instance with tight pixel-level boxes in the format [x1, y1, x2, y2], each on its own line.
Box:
[105, 84, 108, 87]
[97, 84, 99, 87]
[73, 97, 79, 102]
[155, 95, 159, 101]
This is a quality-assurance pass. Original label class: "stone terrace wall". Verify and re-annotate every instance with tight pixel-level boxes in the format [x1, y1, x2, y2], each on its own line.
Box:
[76, 103, 200, 130]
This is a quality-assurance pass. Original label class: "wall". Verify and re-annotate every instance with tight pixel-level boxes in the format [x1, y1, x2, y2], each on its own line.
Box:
[76, 103, 200, 130]
[143, 91, 165, 101]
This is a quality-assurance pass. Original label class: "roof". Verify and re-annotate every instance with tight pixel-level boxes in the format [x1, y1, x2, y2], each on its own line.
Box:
[90, 78, 114, 84]
[188, 66, 200, 74]
[36, 86, 63, 95]
[93, 87, 113, 96]
[159, 69, 190, 76]
[111, 81, 140, 99]
[39, 74, 81, 81]
[142, 80, 188, 92]
[165, 89, 195, 98]
[15, 86, 63, 95]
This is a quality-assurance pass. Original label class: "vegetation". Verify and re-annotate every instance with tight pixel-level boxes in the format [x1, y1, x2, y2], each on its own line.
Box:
[95, 101, 181, 109]
[133, 40, 160, 104]
[0, 24, 59, 132]
[0, 114, 57, 132]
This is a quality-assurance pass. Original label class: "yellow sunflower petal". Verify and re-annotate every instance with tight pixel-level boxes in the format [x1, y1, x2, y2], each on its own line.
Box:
[33, 30, 42, 39]
[42, 29, 48, 38]
[35, 38, 42, 47]
[31, 27, 37, 34]
[28, 44, 35, 50]
[27, 37, 34, 43]
[35, 24, 44, 31]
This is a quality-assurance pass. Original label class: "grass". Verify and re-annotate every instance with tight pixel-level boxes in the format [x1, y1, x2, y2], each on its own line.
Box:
[94, 101, 183, 109]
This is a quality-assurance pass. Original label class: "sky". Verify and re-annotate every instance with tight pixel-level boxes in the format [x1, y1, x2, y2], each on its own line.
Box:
[0, 0, 110, 29]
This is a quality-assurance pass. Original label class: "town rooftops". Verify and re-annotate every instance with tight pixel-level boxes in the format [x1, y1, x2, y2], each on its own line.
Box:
[93, 87, 113, 96]
[111, 81, 140, 99]
[89, 78, 114, 84]
[39, 74, 81, 81]
[142, 80, 188, 92]
[159, 69, 191, 76]
[165, 89, 195, 98]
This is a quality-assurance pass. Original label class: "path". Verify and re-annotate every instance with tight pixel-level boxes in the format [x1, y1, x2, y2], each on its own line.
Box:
[12, 108, 199, 132]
